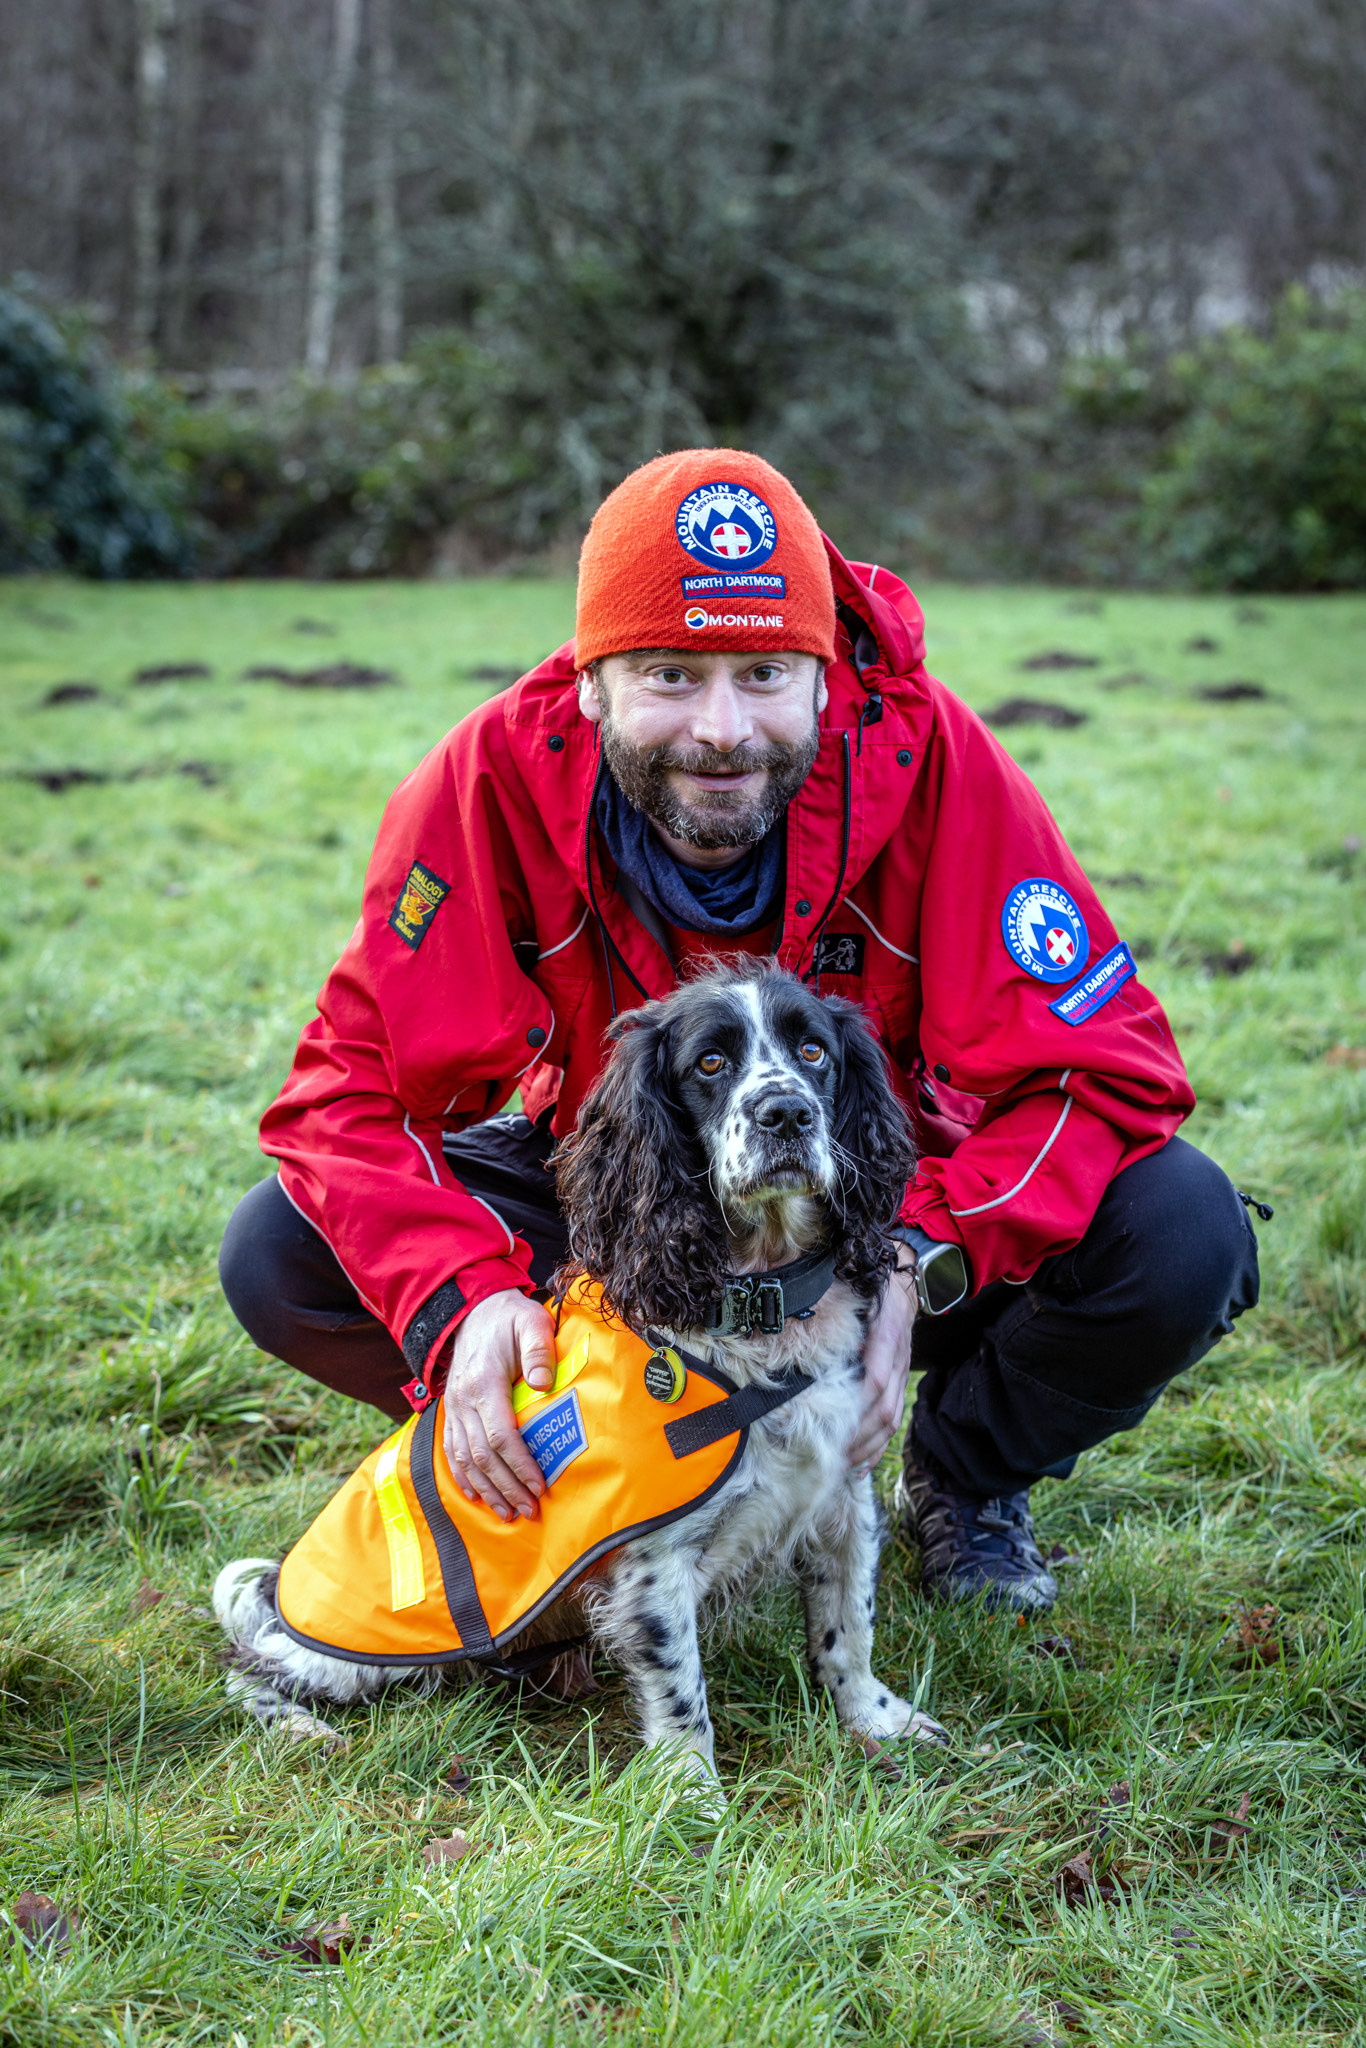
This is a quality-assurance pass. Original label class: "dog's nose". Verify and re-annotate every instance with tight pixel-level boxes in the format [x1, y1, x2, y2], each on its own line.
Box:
[752, 1091, 814, 1137]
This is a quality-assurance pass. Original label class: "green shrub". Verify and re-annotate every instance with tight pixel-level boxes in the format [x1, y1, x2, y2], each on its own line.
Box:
[0, 287, 193, 577]
[137, 334, 591, 578]
[1141, 289, 1366, 590]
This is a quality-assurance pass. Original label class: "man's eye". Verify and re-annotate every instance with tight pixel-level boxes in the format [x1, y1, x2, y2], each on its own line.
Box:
[697, 1051, 726, 1075]
[798, 1041, 827, 1065]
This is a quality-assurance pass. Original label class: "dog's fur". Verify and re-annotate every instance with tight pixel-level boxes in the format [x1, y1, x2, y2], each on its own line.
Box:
[215, 959, 944, 1791]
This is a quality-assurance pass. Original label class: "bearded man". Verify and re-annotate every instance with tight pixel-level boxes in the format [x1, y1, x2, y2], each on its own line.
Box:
[220, 449, 1259, 1618]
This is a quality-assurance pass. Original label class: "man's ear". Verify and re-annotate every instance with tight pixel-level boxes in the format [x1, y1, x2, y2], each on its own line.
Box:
[814, 661, 829, 717]
[577, 668, 604, 722]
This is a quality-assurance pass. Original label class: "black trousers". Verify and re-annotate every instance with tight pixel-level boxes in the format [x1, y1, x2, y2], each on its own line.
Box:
[219, 1122, 1260, 1496]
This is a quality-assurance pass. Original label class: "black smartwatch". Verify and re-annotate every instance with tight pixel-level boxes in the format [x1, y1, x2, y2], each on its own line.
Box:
[893, 1225, 971, 1316]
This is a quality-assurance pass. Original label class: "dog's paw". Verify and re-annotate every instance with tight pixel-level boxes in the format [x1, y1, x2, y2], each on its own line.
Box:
[845, 1684, 948, 1745]
[649, 1743, 728, 1821]
[225, 1670, 348, 1748]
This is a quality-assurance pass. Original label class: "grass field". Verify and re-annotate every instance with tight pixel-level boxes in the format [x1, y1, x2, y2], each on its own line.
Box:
[0, 572, 1363, 2047]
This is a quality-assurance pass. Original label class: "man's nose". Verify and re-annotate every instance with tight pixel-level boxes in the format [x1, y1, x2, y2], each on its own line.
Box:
[752, 1091, 815, 1137]
[689, 677, 754, 753]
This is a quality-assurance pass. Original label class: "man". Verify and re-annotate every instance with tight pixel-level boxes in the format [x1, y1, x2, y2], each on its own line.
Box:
[221, 448, 1259, 1615]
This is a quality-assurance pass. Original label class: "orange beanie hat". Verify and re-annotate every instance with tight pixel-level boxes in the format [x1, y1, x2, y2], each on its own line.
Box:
[574, 449, 836, 667]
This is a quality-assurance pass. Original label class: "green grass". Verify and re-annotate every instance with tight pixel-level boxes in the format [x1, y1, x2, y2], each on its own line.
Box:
[0, 573, 1363, 2046]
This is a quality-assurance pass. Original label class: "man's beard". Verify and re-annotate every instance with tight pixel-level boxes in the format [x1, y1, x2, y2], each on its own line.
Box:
[600, 715, 821, 851]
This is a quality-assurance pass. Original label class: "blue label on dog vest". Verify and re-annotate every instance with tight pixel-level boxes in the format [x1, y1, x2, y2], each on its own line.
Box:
[520, 1388, 588, 1485]
[1048, 941, 1137, 1026]
[1001, 877, 1090, 984]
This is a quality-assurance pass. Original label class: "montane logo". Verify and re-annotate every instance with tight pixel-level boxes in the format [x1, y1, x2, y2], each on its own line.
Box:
[683, 609, 784, 630]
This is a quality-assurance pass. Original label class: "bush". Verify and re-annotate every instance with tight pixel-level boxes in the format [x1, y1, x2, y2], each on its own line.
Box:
[0, 287, 193, 577]
[1139, 290, 1366, 590]
[136, 334, 611, 578]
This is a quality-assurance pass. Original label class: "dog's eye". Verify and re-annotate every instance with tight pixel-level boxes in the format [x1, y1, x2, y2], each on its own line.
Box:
[798, 1041, 827, 1065]
[697, 1050, 726, 1076]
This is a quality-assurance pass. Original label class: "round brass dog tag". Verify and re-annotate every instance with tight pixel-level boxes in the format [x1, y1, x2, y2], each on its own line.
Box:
[643, 1349, 686, 1404]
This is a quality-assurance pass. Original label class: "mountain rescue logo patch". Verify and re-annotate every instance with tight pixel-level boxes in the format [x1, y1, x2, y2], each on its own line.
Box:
[675, 481, 778, 571]
[389, 860, 450, 951]
[1001, 877, 1090, 985]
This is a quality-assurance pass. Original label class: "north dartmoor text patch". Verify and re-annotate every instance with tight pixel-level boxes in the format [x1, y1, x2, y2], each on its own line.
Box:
[1048, 941, 1138, 1026]
[388, 860, 451, 950]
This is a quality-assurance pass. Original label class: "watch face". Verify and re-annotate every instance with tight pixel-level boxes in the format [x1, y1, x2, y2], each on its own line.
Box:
[920, 1243, 969, 1316]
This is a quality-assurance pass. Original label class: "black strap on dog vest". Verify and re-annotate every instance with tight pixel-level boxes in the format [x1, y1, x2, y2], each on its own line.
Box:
[410, 1399, 496, 1656]
[664, 1364, 815, 1459]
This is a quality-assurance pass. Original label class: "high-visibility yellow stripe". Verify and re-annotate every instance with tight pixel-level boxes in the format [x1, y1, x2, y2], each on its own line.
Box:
[373, 1425, 425, 1611]
[511, 1331, 592, 1418]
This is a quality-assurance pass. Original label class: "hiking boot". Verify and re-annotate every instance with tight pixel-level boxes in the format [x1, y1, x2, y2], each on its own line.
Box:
[900, 1460, 1058, 1614]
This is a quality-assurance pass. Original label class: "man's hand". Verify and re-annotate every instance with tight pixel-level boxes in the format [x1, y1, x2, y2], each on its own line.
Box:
[847, 1263, 918, 1477]
[442, 1290, 558, 1521]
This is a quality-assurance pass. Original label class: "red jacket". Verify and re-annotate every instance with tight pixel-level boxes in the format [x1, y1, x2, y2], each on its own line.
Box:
[261, 545, 1193, 1377]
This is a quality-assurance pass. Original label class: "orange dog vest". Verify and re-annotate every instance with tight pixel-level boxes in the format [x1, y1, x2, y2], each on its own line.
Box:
[274, 1280, 811, 1666]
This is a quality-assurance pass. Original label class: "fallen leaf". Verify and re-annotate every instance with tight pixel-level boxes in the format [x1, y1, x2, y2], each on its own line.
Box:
[1057, 1849, 1125, 1908]
[131, 1579, 164, 1616]
[258, 1915, 369, 1965]
[1170, 1925, 1198, 1948]
[422, 1831, 474, 1868]
[9, 1892, 79, 1955]
[1210, 1790, 1252, 1851]
[1047, 1542, 1082, 1566]
[859, 1734, 904, 1782]
[1326, 1044, 1366, 1069]
[1231, 1603, 1281, 1667]
[1028, 1634, 1082, 1667]
[443, 1753, 473, 1794]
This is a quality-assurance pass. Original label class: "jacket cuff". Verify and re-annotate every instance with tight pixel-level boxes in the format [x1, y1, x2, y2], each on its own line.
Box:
[897, 1182, 967, 1249]
[399, 1257, 535, 1373]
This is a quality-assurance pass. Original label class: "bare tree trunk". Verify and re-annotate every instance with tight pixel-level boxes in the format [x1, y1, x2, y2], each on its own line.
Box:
[131, 0, 175, 358]
[371, 0, 402, 362]
[305, 0, 362, 376]
[163, 0, 201, 365]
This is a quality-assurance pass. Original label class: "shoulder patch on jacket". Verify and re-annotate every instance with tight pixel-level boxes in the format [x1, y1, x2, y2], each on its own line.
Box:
[389, 861, 450, 950]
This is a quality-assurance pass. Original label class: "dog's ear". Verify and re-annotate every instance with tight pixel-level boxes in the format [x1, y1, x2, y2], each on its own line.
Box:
[826, 997, 917, 1298]
[554, 1011, 730, 1330]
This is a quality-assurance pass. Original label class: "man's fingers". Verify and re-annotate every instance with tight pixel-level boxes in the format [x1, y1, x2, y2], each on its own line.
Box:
[465, 1405, 543, 1519]
[516, 1305, 559, 1390]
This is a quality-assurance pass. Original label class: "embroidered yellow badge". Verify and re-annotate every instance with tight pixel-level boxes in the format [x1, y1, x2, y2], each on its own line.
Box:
[388, 860, 450, 950]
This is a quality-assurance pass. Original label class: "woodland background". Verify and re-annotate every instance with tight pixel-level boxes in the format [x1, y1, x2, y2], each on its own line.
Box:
[3, 0, 1366, 585]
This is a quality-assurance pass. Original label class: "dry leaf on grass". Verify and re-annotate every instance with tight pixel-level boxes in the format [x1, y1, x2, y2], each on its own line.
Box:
[1326, 1044, 1366, 1069]
[258, 1915, 370, 1965]
[8, 1892, 79, 1956]
[1057, 1849, 1126, 1908]
[422, 1831, 474, 1868]
[859, 1734, 905, 1782]
[1028, 1634, 1083, 1667]
[1230, 1604, 1282, 1667]
[131, 1579, 164, 1616]
[443, 1753, 473, 1794]
[1209, 1790, 1252, 1851]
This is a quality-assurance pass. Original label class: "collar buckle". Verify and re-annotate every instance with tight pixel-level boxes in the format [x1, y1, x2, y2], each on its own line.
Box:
[718, 1277, 787, 1337]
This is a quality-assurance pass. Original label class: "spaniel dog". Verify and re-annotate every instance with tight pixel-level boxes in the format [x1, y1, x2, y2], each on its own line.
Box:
[216, 959, 943, 1790]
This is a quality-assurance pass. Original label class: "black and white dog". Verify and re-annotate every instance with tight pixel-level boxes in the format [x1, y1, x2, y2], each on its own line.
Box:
[216, 960, 944, 1788]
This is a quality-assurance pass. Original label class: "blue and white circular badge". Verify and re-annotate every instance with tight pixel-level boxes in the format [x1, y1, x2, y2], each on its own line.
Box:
[1001, 877, 1090, 984]
[675, 481, 778, 570]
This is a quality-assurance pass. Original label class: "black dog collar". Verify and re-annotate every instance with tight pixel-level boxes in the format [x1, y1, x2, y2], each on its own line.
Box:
[698, 1247, 837, 1337]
